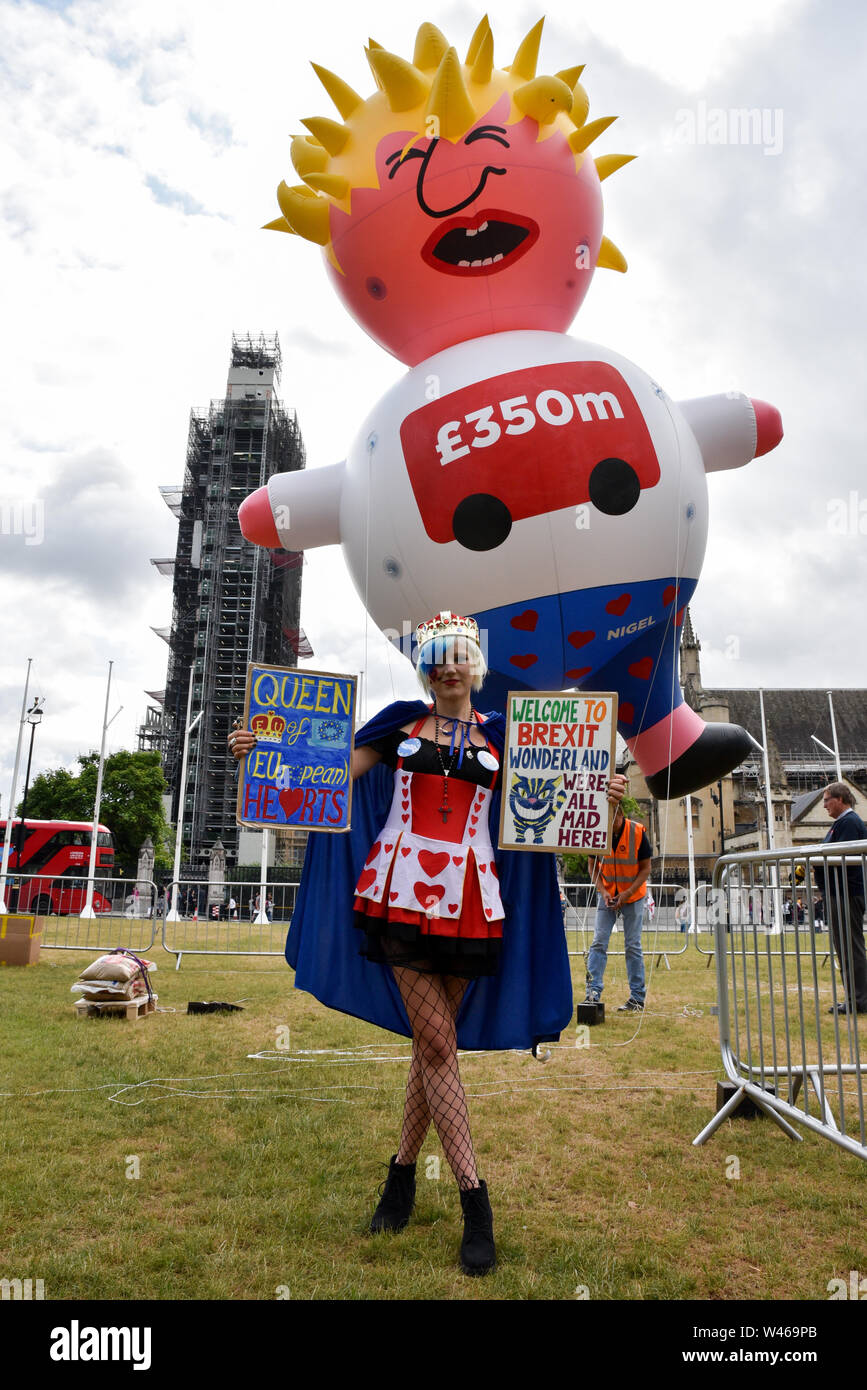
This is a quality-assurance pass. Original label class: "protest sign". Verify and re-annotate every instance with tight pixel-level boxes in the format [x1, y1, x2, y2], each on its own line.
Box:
[236, 664, 356, 831]
[498, 691, 618, 853]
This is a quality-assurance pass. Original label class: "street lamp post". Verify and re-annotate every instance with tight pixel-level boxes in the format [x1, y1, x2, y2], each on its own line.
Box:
[13, 699, 44, 912]
[0, 659, 33, 913]
[17, 699, 45, 855]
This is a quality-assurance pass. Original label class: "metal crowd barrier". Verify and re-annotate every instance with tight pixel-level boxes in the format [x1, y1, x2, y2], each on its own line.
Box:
[692, 874, 834, 961]
[694, 840, 867, 1161]
[6, 874, 159, 952]
[160, 878, 299, 969]
[562, 881, 688, 967]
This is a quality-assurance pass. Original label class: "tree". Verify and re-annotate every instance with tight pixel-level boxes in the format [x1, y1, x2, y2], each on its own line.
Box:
[21, 750, 171, 876]
[561, 792, 644, 881]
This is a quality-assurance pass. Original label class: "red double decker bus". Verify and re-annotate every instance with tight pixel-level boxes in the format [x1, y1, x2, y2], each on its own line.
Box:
[1, 819, 116, 915]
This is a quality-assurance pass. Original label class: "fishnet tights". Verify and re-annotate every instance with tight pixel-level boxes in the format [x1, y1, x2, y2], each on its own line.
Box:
[393, 968, 479, 1190]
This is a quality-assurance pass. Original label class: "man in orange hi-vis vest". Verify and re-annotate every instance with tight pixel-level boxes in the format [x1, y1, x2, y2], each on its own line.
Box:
[584, 805, 652, 1012]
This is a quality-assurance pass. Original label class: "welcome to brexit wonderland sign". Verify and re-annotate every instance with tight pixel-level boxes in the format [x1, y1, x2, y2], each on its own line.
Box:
[498, 691, 618, 853]
[236, 664, 356, 831]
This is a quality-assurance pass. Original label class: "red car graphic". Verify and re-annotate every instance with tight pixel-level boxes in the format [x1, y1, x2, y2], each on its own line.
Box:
[399, 360, 661, 550]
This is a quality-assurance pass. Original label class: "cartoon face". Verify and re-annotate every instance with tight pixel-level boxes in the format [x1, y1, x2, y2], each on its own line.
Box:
[268, 19, 633, 367]
[509, 773, 566, 843]
[325, 96, 603, 365]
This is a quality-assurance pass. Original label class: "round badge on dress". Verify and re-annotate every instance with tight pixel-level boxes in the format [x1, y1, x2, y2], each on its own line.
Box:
[397, 737, 422, 758]
[477, 750, 499, 772]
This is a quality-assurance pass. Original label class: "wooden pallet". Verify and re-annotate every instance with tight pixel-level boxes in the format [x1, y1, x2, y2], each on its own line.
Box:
[74, 994, 158, 1021]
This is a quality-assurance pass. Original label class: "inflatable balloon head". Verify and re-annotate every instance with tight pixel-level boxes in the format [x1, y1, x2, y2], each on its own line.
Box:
[266, 17, 634, 365]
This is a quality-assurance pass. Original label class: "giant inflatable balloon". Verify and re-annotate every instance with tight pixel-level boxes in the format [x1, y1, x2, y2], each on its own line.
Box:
[240, 16, 783, 798]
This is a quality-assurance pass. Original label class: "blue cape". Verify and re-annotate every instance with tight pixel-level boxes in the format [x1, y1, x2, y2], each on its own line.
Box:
[285, 700, 573, 1050]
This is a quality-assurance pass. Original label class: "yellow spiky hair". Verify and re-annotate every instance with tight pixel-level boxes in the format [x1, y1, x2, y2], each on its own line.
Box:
[265, 16, 633, 273]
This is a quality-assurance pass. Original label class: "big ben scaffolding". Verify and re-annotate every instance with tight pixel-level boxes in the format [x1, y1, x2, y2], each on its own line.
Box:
[144, 333, 305, 865]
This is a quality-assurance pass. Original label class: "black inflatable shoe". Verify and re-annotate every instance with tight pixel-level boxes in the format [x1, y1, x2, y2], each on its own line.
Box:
[369, 1155, 416, 1233]
[646, 723, 758, 800]
[459, 1180, 496, 1276]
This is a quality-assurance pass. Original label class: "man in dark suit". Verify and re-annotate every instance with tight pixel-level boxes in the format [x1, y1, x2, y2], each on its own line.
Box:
[814, 783, 867, 1015]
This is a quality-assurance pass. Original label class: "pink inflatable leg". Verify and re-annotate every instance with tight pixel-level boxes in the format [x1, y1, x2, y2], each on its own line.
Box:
[627, 705, 757, 799]
[626, 705, 706, 778]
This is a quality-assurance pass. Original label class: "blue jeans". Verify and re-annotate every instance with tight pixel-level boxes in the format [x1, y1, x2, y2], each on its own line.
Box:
[586, 895, 646, 1003]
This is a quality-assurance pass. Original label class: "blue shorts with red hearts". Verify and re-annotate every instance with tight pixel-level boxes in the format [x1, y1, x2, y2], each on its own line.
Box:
[472, 575, 698, 737]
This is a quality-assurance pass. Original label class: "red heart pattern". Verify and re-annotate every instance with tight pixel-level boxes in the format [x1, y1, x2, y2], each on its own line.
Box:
[278, 788, 304, 818]
[485, 908, 492, 918]
[364, 840, 381, 866]
[400, 846, 412, 857]
[629, 658, 653, 680]
[452, 856, 463, 866]
[414, 882, 445, 907]
[470, 814, 478, 825]
[662, 584, 677, 606]
[390, 891, 398, 902]
[357, 868, 376, 893]
[567, 630, 595, 649]
[418, 850, 450, 878]
[565, 667, 592, 681]
[510, 654, 538, 670]
[479, 864, 487, 873]
[510, 609, 539, 632]
[619, 702, 635, 724]
[402, 814, 410, 824]
[448, 903, 459, 914]
[606, 593, 631, 616]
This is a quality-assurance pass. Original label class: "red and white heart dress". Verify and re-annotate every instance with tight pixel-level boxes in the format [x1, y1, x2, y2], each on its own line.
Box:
[353, 715, 504, 978]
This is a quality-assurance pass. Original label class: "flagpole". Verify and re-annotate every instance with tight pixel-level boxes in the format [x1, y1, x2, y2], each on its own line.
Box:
[0, 659, 33, 913]
[758, 689, 783, 934]
[81, 662, 123, 919]
[828, 691, 843, 781]
[166, 667, 201, 923]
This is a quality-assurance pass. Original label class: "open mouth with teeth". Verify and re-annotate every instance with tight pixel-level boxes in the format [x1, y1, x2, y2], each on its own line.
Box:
[513, 800, 552, 820]
[421, 211, 539, 276]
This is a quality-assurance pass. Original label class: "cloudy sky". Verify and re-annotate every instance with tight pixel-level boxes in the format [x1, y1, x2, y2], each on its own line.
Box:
[1, 0, 864, 808]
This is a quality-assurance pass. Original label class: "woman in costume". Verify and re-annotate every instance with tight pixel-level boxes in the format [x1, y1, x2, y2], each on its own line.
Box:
[230, 611, 625, 1276]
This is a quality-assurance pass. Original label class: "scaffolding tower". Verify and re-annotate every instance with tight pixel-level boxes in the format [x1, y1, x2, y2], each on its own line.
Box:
[147, 333, 305, 865]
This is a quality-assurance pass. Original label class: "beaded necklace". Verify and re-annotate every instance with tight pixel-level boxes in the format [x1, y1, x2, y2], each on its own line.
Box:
[433, 707, 478, 824]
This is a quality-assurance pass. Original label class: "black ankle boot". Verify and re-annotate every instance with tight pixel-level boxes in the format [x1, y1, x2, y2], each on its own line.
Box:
[369, 1155, 416, 1233]
[459, 1180, 496, 1276]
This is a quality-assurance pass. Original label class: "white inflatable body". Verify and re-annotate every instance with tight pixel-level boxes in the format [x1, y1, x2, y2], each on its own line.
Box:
[254, 330, 767, 795]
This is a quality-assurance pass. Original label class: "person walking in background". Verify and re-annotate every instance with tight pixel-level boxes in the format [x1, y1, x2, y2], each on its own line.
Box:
[814, 783, 867, 1016]
[584, 803, 652, 1012]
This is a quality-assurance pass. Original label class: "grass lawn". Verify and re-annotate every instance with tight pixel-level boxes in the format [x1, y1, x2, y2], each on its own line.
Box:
[1, 933, 866, 1302]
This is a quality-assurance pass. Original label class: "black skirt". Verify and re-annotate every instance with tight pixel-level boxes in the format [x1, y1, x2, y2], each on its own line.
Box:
[355, 911, 502, 979]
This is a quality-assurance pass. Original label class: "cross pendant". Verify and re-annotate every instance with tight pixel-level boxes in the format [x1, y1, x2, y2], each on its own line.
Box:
[439, 801, 453, 825]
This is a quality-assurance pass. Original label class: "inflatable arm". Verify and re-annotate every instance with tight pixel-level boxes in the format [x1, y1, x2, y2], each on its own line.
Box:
[239, 461, 345, 550]
[678, 393, 783, 474]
